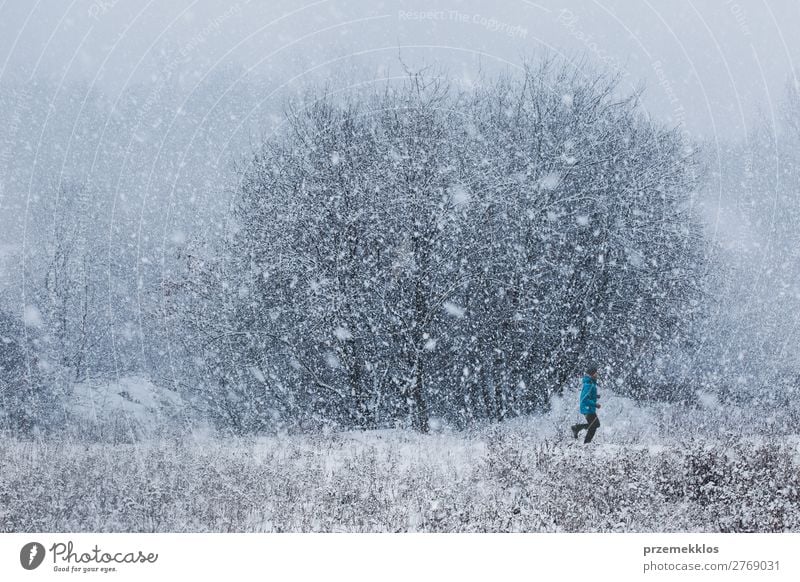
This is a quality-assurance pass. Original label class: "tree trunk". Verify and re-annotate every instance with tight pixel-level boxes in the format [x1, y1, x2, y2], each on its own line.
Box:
[410, 356, 429, 433]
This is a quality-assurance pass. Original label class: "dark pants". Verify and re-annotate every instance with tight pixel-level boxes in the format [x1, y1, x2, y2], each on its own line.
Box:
[573, 413, 600, 444]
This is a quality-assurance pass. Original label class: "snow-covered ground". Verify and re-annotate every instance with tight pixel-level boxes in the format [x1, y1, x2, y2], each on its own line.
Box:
[2, 387, 799, 533]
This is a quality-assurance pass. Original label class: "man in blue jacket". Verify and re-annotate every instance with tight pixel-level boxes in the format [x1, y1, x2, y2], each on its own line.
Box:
[571, 364, 601, 443]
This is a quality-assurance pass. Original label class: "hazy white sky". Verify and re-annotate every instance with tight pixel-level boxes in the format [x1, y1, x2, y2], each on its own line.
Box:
[1, 0, 798, 142]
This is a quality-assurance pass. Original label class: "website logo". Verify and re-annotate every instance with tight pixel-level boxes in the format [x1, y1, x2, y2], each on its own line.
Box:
[20, 542, 46, 570]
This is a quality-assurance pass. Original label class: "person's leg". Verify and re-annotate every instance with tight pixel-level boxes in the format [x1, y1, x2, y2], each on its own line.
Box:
[571, 420, 589, 436]
[583, 413, 600, 443]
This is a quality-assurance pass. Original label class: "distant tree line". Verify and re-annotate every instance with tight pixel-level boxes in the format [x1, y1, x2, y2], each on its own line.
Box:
[689, 80, 800, 406]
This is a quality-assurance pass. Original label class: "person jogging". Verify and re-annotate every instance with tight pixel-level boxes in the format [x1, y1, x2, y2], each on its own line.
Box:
[571, 364, 601, 443]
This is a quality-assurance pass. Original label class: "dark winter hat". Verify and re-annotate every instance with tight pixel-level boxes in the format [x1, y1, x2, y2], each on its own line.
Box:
[586, 364, 599, 375]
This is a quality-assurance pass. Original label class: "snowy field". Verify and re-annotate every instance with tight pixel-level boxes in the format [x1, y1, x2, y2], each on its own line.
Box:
[2, 390, 798, 533]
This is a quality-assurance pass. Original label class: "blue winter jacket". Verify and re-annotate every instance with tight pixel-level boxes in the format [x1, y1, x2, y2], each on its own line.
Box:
[579, 375, 598, 415]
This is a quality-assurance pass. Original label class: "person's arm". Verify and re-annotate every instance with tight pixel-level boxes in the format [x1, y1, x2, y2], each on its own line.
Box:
[580, 380, 590, 409]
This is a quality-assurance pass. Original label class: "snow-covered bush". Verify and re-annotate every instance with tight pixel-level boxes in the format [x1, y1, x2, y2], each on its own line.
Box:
[174, 57, 706, 435]
[683, 442, 800, 532]
[0, 308, 61, 435]
[2, 417, 797, 532]
[63, 376, 188, 443]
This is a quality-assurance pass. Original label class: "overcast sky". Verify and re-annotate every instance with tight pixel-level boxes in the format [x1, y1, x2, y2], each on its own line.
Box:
[0, 1, 797, 348]
[1, 0, 798, 142]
